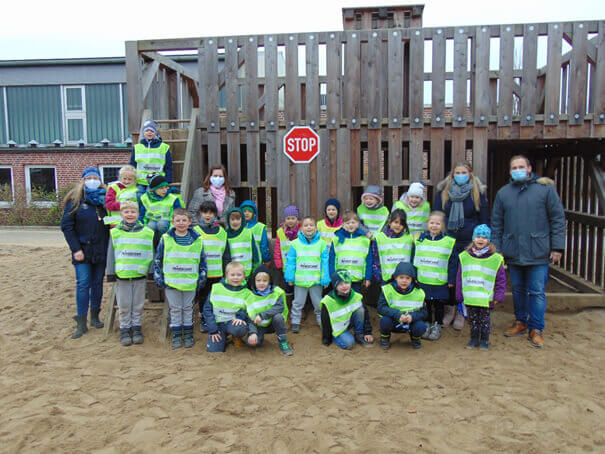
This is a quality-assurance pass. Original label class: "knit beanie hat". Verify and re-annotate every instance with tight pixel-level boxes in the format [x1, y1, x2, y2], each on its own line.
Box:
[331, 269, 352, 289]
[472, 224, 491, 241]
[362, 185, 382, 203]
[148, 173, 168, 190]
[407, 182, 425, 199]
[81, 166, 101, 179]
[142, 119, 158, 135]
[284, 205, 299, 219]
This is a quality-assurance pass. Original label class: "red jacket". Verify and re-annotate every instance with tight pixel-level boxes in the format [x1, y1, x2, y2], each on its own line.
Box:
[105, 182, 128, 213]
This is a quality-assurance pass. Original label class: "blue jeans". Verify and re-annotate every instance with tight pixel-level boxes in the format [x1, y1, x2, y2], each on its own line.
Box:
[332, 307, 365, 350]
[247, 314, 287, 347]
[508, 264, 549, 332]
[379, 315, 426, 339]
[206, 320, 249, 353]
[147, 219, 171, 235]
[74, 262, 106, 317]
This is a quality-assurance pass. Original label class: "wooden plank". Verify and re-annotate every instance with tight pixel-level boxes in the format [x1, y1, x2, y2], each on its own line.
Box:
[225, 37, 239, 133]
[276, 129, 291, 220]
[388, 28, 404, 129]
[453, 28, 468, 128]
[227, 132, 241, 186]
[140, 51, 199, 85]
[431, 28, 446, 128]
[472, 127, 488, 183]
[474, 26, 490, 127]
[245, 37, 260, 187]
[181, 109, 200, 203]
[520, 24, 538, 127]
[305, 33, 320, 127]
[452, 128, 466, 165]
[388, 128, 403, 186]
[409, 128, 424, 182]
[409, 28, 424, 128]
[595, 22, 605, 125]
[207, 132, 221, 168]
[326, 31, 342, 129]
[142, 60, 160, 104]
[317, 129, 330, 219]
[200, 37, 219, 133]
[264, 35, 279, 131]
[568, 22, 588, 125]
[338, 128, 352, 209]
[544, 23, 563, 125]
[265, 131, 277, 188]
[344, 31, 361, 130]
[125, 41, 143, 138]
[368, 130, 381, 185]
[167, 71, 178, 120]
[285, 33, 300, 127]
[329, 130, 338, 196]
[498, 25, 514, 127]
[366, 31, 382, 186]
[430, 128, 445, 184]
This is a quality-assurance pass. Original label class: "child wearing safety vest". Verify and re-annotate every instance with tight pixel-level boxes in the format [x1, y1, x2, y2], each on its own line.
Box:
[393, 182, 431, 237]
[414, 211, 458, 341]
[357, 185, 389, 237]
[245, 265, 293, 356]
[139, 174, 182, 235]
[240, 200, 271, 267]
[193, 201, 229, 333]
[285, 216, 330, 333]
[204, 261, 251, 353]
[456, 225, 506, 350]
[274, 205, 300, 296]
[371, 209, 415, 285]
[130, 119, 173, 199]
[377, 262, 428, 350]
[104, 165, 138, 228]
[320, 270, 373, 349]
[317, 198, 343, 247]
[329, 210, 372, 294]
[154, 208, 207, 350]
[106, 201, 157, 346]
[225, 207, 259, 278]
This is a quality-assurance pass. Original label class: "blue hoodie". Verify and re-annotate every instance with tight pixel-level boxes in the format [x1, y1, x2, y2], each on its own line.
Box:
[138, 186, 181, 223]
[284, 230, 330, 286]
[328, 227, 373, 281]
[203, 278, 250, 334]
[129, 136, 173, 183]
[239, 200, 271, 263]
[414, 231, 458, 300]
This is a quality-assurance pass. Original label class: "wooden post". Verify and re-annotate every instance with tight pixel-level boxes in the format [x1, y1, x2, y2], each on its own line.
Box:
[125, 41, 143, 140]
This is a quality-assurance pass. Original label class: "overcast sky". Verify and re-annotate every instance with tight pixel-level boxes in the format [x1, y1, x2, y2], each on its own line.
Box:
[1, 0, 603, 60]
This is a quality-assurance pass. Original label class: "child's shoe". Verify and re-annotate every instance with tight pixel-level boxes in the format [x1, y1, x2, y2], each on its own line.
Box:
[442, 305, 456, 327]
[479, 339, 490, 350]
[355, 333, 373, 347]
[232, 337, 243, 348]
[90, 309, 104, 329]
[291, 324, 300, 334]
[171, 327, 183, 350]
[427, 322, 442, 341]
[452, 311, 465, 331]
[379, 334, 391, 350]
[183, 327, 194, 348]
[277, 334, 293, 356]
[466, 336, 479, 349]
[120, 328, 132, 346]
[131, 326, 144, 345]
[411, 337, 422, 349]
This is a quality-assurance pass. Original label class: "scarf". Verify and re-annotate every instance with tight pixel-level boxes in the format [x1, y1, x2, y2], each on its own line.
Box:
[122, 221, 138, 231]
[282, 222, 300, 241]
[447, 181, 473, 232]
[210, 184, 226, 217]
[472, 246, 490, 257]
[85, 188, 106, 207]
[325, 217, 343, 228]
[255, 286, 272, 297]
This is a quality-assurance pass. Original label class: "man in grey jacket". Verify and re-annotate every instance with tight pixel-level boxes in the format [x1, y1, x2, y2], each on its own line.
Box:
[491, 155, 565, 348]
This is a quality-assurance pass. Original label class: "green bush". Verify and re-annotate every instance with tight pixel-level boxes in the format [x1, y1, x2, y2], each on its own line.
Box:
[0, 184, 74, 226]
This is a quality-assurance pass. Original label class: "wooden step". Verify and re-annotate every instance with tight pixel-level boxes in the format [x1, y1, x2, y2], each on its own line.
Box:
[164, 139, 188, 143]
[156, 119, 190, 124]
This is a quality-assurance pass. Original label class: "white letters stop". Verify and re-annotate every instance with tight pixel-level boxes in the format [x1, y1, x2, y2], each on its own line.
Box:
[286, 136, 317, 152]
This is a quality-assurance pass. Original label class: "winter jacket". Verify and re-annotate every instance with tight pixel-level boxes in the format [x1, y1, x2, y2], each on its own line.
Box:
[491, 173, 566, 266]
[138, 187, 182, 223]
[196, 219, 231, 269]
[377, 281, 428, 322]
[415, 231, 458, 300]
[455, 248, 507, 308]
[203, 278, 250, 334]
[129, 136, 173, 183]
[284, 230, 330, 286]
[153, 227, 207, 291]
[105, 182, 131, 213]
[188, 186, 236, 226]
[328, 227, 373, 281]
[434, 177, 490, 250]
[370, 224, 416, 282]
[224, 207, 259, 266]
[246, 265, 286, 336]
[320, 290, 373, 345]
[106, 222, 160, 280]
[240, 199, 271, 263]
[61, 197, 109, 265]
[274, 221, 301, 269]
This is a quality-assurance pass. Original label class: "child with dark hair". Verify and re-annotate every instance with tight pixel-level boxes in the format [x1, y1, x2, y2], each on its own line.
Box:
[225, 207, 259, 278]
[317, 198, 343, 246]
[371, 209, 415, 285]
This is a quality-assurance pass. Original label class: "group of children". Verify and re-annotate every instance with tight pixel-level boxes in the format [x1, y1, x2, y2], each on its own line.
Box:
[105, 163, 506, 354]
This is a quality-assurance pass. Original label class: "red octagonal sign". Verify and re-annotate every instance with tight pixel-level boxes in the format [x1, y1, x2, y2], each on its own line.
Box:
[283, 126, 320, 163]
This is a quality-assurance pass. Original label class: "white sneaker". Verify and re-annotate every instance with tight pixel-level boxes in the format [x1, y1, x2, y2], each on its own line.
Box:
[427, 322, 442, 340]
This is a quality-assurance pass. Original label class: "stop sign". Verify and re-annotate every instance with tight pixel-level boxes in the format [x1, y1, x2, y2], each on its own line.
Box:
[283, 126, 320, 163]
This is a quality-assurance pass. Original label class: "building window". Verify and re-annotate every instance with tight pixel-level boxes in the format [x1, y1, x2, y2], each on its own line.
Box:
[25, 166, 57, 207]
[0, 166, 14, 207]
[99, 165, 122, 184]
[62, 86, 87, 145]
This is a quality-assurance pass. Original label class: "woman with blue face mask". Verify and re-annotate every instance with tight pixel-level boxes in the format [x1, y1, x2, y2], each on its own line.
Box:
[61, 166, 110, 339]
[433, 161, 490, 329]
[188, 165, 236, 227]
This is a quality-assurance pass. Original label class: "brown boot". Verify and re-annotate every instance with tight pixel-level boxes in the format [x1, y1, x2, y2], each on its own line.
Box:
[442, 305, 456, 327]
[504, 321, 527, 337]
[529, 329, 544, 348]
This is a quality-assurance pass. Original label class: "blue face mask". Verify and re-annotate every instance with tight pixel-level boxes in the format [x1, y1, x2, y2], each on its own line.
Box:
[453, 174, 469, 185]
[511, 169, 528, 182]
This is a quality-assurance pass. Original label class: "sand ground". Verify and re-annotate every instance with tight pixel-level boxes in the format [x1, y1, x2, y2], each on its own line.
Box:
[0, 239, 604, 453]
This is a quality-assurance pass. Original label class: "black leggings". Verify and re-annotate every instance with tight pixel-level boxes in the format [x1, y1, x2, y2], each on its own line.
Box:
[426, 299, 446, 324]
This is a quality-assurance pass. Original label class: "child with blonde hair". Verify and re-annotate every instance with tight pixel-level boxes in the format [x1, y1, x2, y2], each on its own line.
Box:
[393, 182, 430, 237]
[104, 165, 138, 227]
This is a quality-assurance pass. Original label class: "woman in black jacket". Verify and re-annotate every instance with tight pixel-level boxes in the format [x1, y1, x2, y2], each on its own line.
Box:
[61, 166, 109, 338]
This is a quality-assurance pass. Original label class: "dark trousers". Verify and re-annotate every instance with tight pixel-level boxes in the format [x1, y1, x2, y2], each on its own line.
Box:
[379, 315, 426, 339]
[468, 306, 491, 340]
[426, 299, 446, 324]
[197, 276, 222, 314]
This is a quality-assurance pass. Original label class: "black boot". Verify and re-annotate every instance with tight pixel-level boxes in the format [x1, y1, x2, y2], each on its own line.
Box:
[71, 315, 88, 339]
[183, 327, 194, 348]
[120, 328, 132, 346]
[132, 326, 144, 345]
[90, 309, 104, 329]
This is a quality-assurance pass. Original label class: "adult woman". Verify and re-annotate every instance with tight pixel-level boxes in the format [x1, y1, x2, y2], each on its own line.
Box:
[434, 161, 490, 328]
[61, 166, 109, 338]
[188, 165, 236, 226]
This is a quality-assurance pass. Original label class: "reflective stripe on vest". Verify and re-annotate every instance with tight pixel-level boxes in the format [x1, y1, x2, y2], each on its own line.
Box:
[413, 236, 455, 285]
[227, 229, 254, 277]
[103, 183, 139, 226]
[134, 142, 170, 185]
[110, 226, 155, 278]
[248, 222, 266, 261]
[459, 251, 504, 307]
[316, 220, 339, 245]
[141, 192, 177, 224]
[276, 228, 291, 263]
[374, 232, 414, 281]
[291, 238, 325, 287]
[193, 226, 227, 278]
[162, 233, 203, 291]
[357, 205, 389, 235]
[209, 282, 250, 323]
[320, 292, 363, 338]
[333, 236, 370, 281]
[394, 200, 430, 235]
[245, 286, 289, 327]
[380, 284, 426, 313]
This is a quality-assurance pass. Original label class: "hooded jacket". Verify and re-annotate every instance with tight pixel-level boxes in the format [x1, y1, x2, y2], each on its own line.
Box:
[377, 262, 428, 323]
[320, 289, 373, 345]
[328, 227, 373, 280]
[246, 265, 286, 335]
[370, 224, 416, 282]
[224, 207, 259, 267]
[491, 173, 565, 266]
[129, 136, 173, 183]
[138, 186, 181, 223]
[455, 248, 507, 307]
[203, 277, 250, 334]
[240, 199, 271, 263]
[284, 230, 330, 286]
[414, 231, 458, 300]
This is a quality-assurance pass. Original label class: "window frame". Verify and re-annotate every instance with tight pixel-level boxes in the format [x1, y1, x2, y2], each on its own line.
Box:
[0, 165, 14, 208]
[99, 165, 123, 184]
[24, 165, 58, 207]
[61, 85, 87, 145]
